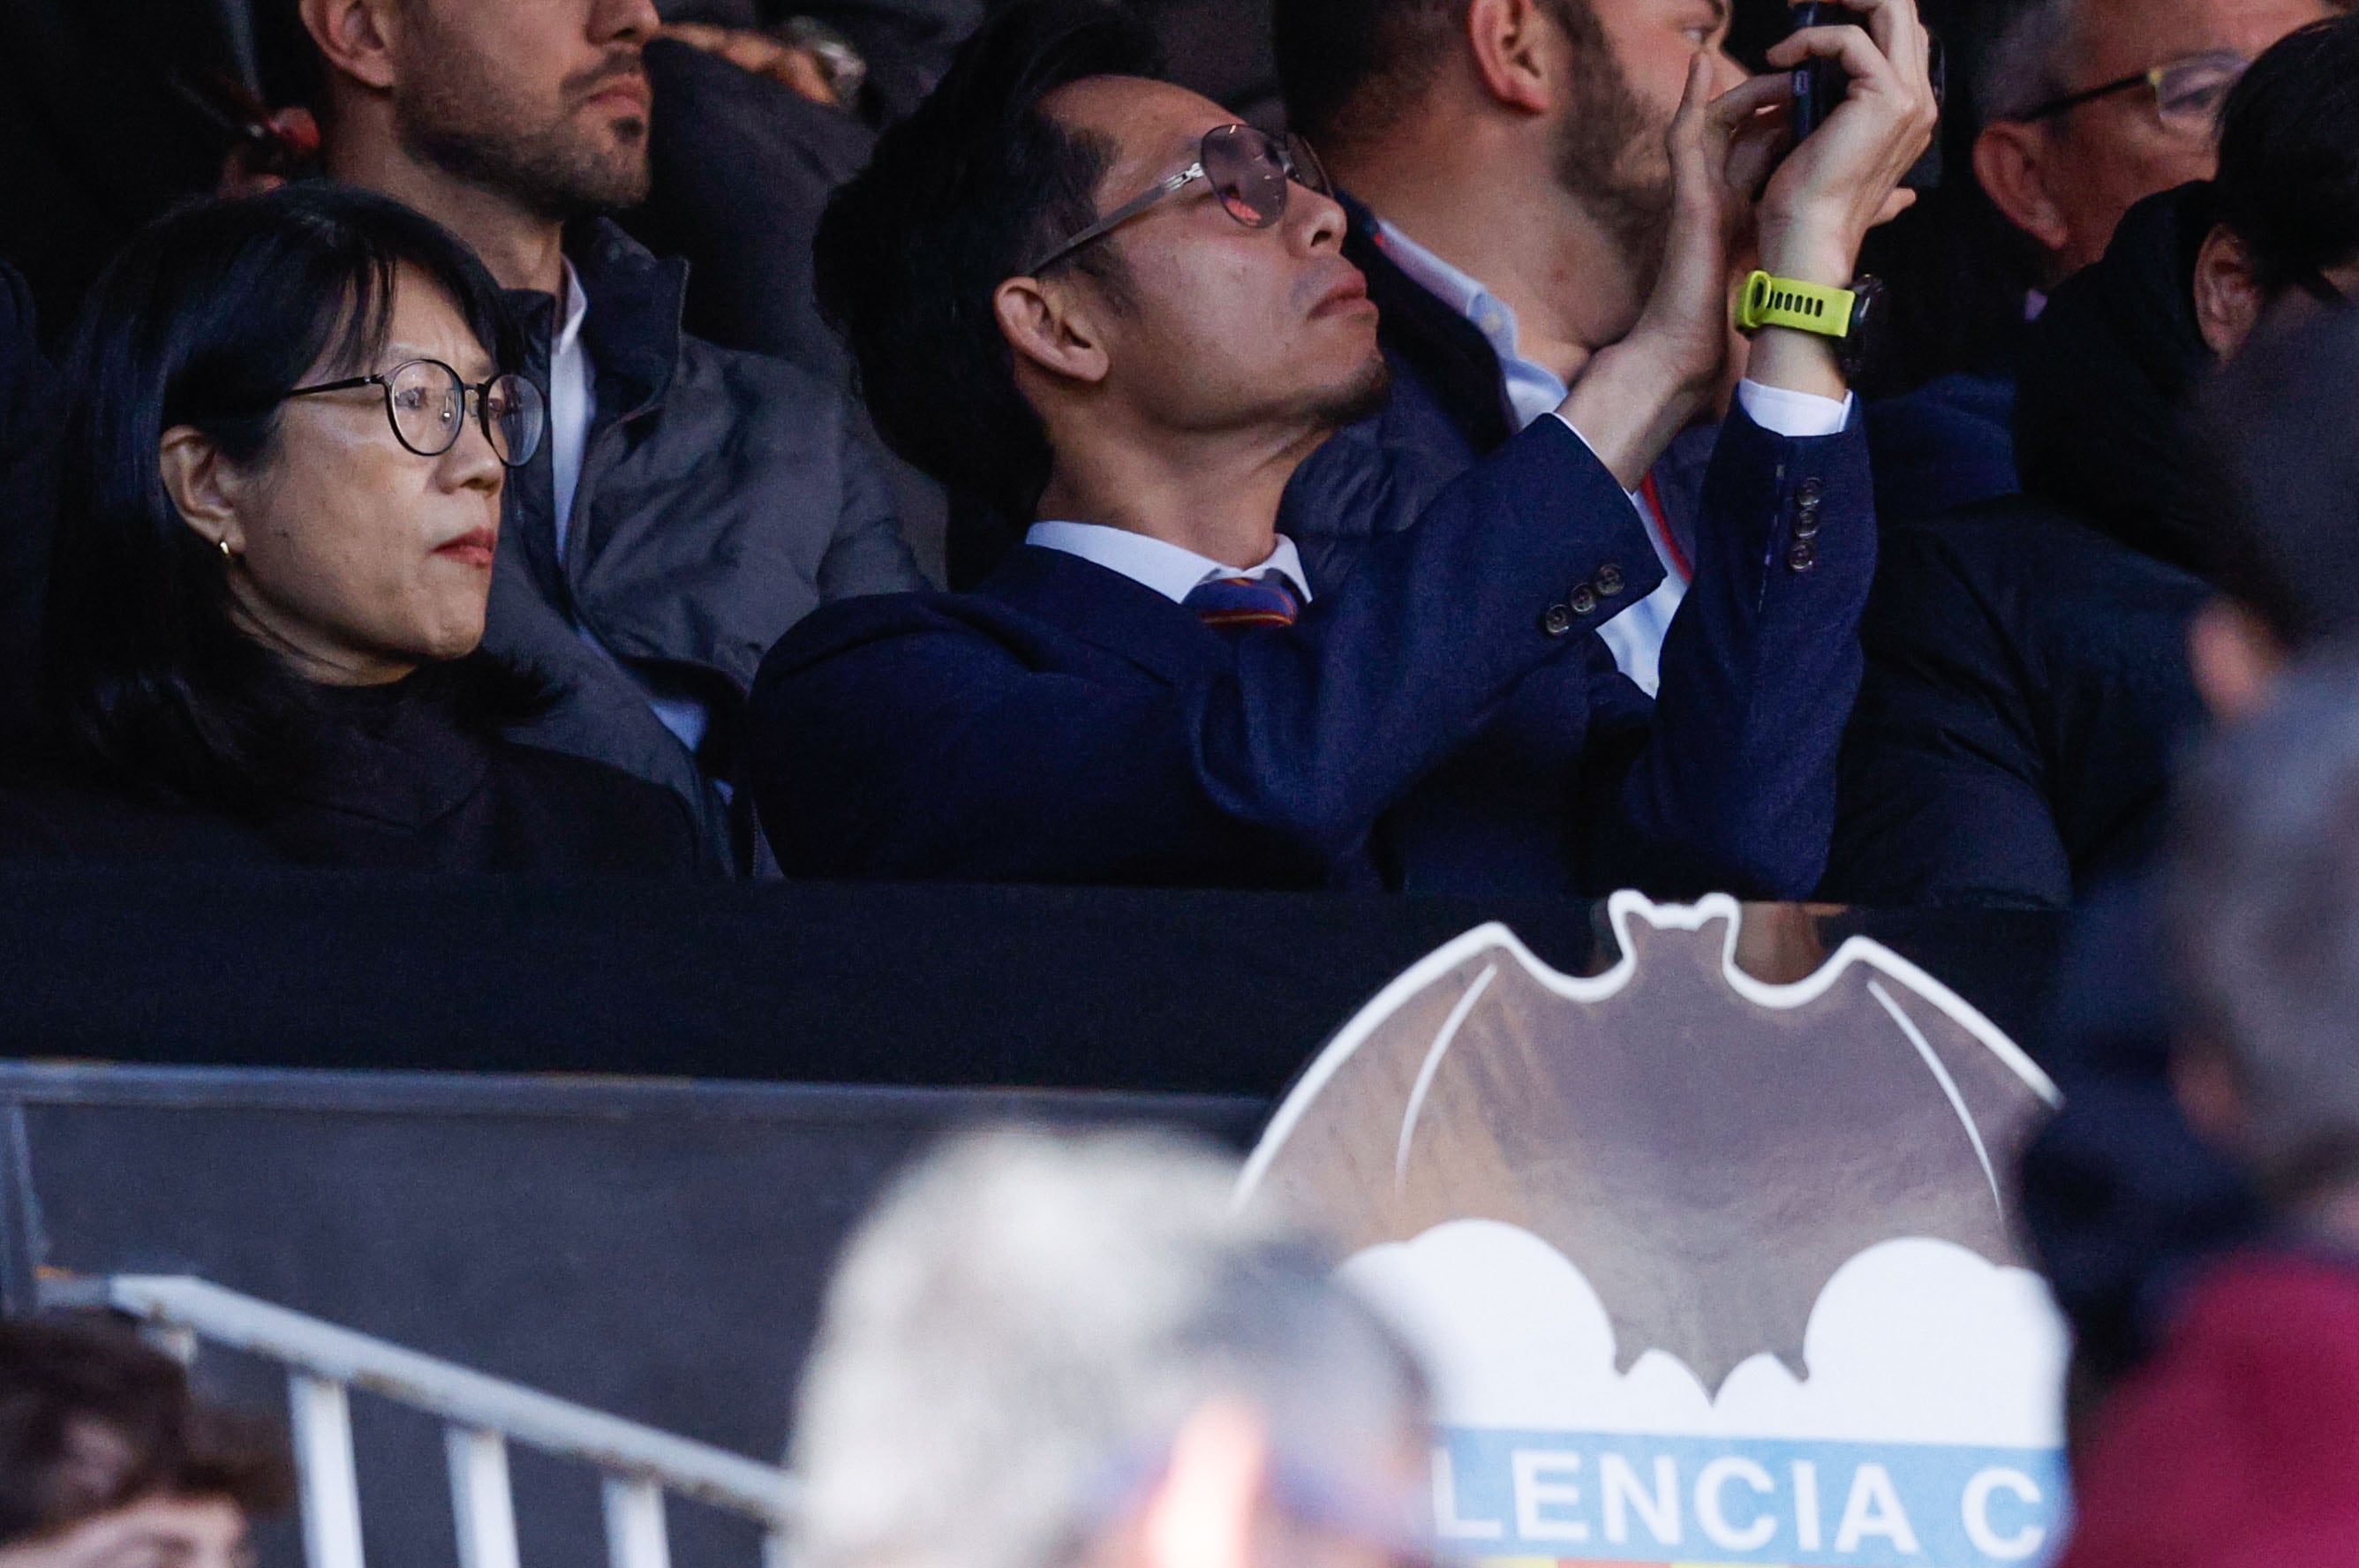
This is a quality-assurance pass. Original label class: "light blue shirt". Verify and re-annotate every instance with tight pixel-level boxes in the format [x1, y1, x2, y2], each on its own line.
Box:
[1373, 219, 1851, 696]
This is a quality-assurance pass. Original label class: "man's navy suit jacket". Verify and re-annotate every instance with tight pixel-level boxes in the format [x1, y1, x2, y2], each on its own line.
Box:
[750, 390, 1873, 897]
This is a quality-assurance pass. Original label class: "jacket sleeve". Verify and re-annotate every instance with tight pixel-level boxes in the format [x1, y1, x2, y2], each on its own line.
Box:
[815, 404, 929, 600]
[1585, 400, 1878, 900]
[754, 418, 1658, 883]
[1818, 523, 2075, 908]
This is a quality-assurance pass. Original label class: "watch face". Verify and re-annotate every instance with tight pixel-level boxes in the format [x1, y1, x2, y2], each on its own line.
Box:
[1841, 275, 1888, 378]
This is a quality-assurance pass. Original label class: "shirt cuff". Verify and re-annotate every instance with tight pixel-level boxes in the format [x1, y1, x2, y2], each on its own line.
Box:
[1736, 380, 1854, 439]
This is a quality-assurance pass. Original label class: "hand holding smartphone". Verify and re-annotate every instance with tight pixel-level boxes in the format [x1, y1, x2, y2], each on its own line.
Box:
[1787, 2, 1946, 189]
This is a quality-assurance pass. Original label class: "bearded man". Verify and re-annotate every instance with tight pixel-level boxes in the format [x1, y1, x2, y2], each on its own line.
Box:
[293, 0, 924, 870]
[1273, 0, 1913, 696]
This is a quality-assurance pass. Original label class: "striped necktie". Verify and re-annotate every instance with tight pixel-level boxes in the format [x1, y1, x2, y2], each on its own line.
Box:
[1182, 574, 1301, 636]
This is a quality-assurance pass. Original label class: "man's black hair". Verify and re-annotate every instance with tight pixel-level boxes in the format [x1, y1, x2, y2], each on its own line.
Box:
[0, 1314, 292, 1544]
[45, 182, 546, 814]
[812, 0, 1164, 536]
[1272, 0, 1602, 155]
[2213, 15, 2359, 297]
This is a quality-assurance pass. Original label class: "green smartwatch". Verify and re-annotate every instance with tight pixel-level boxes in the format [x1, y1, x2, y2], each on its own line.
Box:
[1736, 270, 1885, 376]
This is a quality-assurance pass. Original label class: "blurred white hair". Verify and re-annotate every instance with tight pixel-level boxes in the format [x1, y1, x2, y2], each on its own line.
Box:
[1978, 0, 2081, 124]
[786, 1127, 1427, 1568]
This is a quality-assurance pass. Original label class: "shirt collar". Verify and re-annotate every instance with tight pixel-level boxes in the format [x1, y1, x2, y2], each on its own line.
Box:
[555, 258, 592, 361]
[1372, 218, 1567, 431]
[1022, 522, 1314, 606]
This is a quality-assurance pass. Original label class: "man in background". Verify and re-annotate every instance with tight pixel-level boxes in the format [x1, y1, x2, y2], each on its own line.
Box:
[1973, 0, 2330, 289]
[1269, 0, 1931, 694]
[1826, 13, 2359, 910]
[788, 1128, 1431, 1568]
[0, 1316, 291, 1568]
[290, 0, 924, 868]
[1870, 0, 2331, 522]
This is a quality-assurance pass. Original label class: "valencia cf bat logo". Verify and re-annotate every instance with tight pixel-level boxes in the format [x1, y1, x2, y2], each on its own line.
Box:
[1238, 892, 2061, 1395]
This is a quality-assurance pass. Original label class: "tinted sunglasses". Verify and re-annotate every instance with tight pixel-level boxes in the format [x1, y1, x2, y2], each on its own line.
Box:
[1024, 124, 1332, 276]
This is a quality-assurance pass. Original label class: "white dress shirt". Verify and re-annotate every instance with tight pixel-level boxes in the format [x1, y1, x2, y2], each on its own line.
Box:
[544, 261, 711, 758]
[1025, 522, 1314, 607]
[548, 260, 594, 562]
[1374, 220, 1853, 696]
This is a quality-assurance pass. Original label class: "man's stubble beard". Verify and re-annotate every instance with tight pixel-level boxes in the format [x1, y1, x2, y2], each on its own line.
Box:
[1312, 352, 1394, 432]
[1546, 1, 1674, 296]
[391, 23, 652, 224]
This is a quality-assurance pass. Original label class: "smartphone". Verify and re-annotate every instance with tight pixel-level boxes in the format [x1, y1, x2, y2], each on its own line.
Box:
[1785, 3, 1947, 190]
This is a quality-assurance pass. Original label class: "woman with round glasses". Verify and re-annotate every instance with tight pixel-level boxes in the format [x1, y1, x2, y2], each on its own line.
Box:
[2, 185, 703, 874]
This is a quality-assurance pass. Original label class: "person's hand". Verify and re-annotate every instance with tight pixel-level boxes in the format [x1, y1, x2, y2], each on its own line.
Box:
[661, 21, 844, 108]
[1560, 57, 1790, 486]
[1756, 0, 1939, 287]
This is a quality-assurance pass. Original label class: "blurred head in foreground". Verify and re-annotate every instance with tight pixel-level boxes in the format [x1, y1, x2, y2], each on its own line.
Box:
[0, 1316, 291, 1568]
[2174, 640, 2359, 1223]
[788, 1128, 1430, 1568]
[2183, 298, 2359, 723]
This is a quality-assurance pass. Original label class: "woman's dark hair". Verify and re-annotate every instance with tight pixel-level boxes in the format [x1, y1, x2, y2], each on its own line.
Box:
[0, 1314, 293, 1544]
[45, 183, 537, 813]
[813, 0, 1162, 553]
[2214, 14, 2359, 295]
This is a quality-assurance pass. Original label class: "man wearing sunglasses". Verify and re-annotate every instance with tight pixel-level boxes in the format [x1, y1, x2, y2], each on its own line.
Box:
[746, 0, 1923, 894]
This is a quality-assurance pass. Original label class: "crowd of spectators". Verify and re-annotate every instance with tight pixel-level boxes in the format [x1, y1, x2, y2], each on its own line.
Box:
[0, 0, 2343, 906]
[6, 0, 2359, 1553]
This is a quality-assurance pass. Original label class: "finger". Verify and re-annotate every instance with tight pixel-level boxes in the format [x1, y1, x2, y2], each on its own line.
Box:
[1871, 186, 1918, 226]
[1708, 70, 1798, 131]
[774, 49, 842, 106]
[1824, 0, 1929, 83]
[1727, 113, 1790, 197]
[1672, 49, 1715, 125]
[1765, 25, 1895, 97]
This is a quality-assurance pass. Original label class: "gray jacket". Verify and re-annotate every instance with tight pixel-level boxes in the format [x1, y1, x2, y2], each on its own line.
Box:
[486, 220, 923, 870]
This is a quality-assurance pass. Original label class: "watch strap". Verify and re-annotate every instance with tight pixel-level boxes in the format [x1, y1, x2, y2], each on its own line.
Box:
[1737, 271, 1858, 339]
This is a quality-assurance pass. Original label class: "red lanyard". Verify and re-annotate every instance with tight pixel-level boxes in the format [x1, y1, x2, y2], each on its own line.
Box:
[1639, 471, 1693, 584]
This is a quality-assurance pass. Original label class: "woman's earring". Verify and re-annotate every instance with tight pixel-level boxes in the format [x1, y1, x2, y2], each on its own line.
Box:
[217, 538, 235, 562]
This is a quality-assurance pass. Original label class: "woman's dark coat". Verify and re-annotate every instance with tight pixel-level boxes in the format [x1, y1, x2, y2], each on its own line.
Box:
[0, 665, 705, 877]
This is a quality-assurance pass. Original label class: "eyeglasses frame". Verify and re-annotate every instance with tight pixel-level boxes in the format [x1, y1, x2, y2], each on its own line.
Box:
[283, 358, 546, 470]
[2015, 49, 2248, 130]
[1021, 124, 1327, 278]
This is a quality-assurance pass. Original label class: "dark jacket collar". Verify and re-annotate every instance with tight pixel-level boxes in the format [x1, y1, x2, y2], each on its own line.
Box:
[2014, 184, 2218, 576]
[559, 216, 690, 422]
[283, 676, 494, 830]
[976, 545, 1230, 688]
[1340, 192, 1516, 456]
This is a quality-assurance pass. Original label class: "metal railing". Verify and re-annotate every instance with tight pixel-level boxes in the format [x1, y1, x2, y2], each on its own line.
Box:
[41, 1275, 799, 1568]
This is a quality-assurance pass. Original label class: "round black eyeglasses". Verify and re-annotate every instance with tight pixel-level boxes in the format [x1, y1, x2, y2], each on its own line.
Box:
[283, 358, 547, 469]
[1024, 124, 1331, 276]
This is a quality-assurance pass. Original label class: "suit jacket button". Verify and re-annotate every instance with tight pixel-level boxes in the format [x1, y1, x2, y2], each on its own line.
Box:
[1571, 586, 1600, 615]
[1797, 476, 1825, 506]
[1541, 604, 1574, 637]
[1596, 564, 1624, 596]
[1793, 514, 1821, 541]
[1788, 541, 1818, 573]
